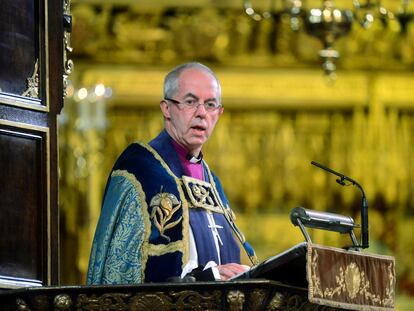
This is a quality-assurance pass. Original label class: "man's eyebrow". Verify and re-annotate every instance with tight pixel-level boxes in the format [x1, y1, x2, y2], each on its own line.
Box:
[183, 93, 199, 100]
[183, 93, 217, 102]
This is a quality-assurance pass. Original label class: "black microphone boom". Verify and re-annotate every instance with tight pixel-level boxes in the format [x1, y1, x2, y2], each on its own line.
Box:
[311, 161, 369, 249]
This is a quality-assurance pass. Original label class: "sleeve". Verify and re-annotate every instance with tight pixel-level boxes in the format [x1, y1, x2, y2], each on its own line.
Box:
[86, 172, 147, 284]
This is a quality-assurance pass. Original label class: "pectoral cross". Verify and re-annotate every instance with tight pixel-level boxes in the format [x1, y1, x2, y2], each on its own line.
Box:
[206, 211, 224, 264]
[208, 223, 224, 246]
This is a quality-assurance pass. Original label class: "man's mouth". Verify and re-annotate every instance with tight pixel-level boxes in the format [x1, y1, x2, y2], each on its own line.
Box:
[191, 125, 206, 132]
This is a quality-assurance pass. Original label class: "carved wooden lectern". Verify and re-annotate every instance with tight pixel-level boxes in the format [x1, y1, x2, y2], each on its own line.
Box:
[0, 242, 395, 310]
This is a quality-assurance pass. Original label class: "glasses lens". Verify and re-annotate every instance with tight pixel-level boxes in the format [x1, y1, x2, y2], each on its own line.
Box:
[167, 98, 220, 112]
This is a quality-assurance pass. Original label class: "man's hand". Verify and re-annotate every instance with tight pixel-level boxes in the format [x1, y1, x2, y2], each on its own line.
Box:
[216, 263, 250, 280]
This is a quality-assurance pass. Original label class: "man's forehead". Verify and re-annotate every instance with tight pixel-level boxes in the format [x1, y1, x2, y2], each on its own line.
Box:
[178, 70, 219, 87]
[179, 68, 215, 80]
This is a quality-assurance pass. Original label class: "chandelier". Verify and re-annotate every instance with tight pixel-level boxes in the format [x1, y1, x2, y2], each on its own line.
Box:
[243, 0, 412, 78]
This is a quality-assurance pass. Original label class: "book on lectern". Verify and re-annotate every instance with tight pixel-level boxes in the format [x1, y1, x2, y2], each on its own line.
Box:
[231, 242, 308, 287]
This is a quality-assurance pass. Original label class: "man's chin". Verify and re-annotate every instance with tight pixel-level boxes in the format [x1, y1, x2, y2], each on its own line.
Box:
[187, 137, 207, 150]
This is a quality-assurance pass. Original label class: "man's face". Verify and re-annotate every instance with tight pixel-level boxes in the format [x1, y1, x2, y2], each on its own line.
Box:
[161, 68, 223, 155]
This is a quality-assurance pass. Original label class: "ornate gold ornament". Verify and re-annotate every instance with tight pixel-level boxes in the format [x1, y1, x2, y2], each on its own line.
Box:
[77, 293, 130, 309]
[54, 294, 72, 310]
[129, 292, 170, 311]
[63, 0, 74, 98]
[182, 176, 224, 214]
[22, 59, 39, 98]
[16, 298, 30, 311]
[265, 293, 319, 311]
[265, 292, 284, 310]
[344, 262, 361, 299]
[170, 290, 222, 310]
[248, 289, 267, 311]
[227, 290, 245, 311]
[192, 184, 214, 206]
[77, 290, 221, 310]
[150, 191, 182, 242]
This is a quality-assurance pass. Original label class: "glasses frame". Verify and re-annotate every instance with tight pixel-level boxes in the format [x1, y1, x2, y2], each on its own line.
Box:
[164, 97, 222, 112]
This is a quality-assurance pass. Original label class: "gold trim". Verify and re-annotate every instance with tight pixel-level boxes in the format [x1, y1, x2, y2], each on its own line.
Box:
[182, 175, 224, 214]
[63, 0, 73, 98]
[204, 163, 236, 220]
[0, 119, 50, 286]
[138, 143, 190, 268]
[148, 240, 186, 256]
[44, 0, 50, 114]
[0, 93, 47, 112]
[22, 59, 40, 98]
[111, 170, 151, 283]
[0, 119, 48, 133]
[307, 243, 395, 311]
[204, 163, 243, 242]
[204, 162, 257, 265]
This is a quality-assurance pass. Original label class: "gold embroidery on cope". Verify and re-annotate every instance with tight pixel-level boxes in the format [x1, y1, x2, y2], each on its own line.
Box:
[111, 169, 151, 283]
[182, 176, 224, 214]
[148, 240, 185, 256]
[140, 143, 190, 268]
[150, 192, 182, 242]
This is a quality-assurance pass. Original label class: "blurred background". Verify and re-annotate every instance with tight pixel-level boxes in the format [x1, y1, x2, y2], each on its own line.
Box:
[59, 0, 414, 309]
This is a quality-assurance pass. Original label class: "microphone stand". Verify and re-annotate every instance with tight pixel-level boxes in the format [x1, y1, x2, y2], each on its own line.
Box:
[311, 161, 369, 249]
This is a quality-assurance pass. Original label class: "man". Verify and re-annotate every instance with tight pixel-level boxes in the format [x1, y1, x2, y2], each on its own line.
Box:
[87, 62, 257, 284]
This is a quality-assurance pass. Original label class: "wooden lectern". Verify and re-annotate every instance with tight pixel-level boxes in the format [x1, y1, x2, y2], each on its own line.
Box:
[0, 242, 395, 310]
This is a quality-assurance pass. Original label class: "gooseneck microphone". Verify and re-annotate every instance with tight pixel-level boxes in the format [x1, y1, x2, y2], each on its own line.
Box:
[311, 161, 369, 249]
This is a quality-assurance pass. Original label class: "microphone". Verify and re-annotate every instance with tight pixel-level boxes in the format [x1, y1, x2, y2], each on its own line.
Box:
[311, 161, 369, 249]
[290, 207, 356, 234]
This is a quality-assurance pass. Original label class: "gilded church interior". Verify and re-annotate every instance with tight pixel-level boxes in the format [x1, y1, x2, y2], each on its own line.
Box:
[59, 0, 414, 308]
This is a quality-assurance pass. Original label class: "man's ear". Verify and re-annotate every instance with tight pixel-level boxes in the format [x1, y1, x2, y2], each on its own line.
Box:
[160, 100, 171, 119]
[218, 106, 224, 116]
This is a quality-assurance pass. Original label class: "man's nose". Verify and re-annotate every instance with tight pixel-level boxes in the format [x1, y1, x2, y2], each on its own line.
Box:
[195, 102, 207, 115]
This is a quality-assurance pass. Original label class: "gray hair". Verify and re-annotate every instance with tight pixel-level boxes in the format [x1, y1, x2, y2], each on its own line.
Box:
[163, 62, 221, 101]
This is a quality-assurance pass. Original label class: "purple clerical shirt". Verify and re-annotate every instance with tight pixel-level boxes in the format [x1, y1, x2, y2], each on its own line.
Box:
[171, 140, 203, 180]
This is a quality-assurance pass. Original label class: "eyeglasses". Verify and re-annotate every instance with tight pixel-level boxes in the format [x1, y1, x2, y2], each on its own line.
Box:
[164, 97, 222, 112]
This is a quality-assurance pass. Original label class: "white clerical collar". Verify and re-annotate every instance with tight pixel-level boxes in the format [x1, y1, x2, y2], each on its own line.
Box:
[186, 153, 203, 164]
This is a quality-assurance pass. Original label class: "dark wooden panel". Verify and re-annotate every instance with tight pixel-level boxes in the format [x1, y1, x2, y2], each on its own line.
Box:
[0, 0, 37, 96]
[0, 126, 46, 286]
[0, 103, 47, 127]
[0, 0, 63, 288]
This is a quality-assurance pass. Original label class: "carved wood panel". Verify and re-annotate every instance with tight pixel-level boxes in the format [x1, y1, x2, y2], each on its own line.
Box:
[0, 0, 64, 288]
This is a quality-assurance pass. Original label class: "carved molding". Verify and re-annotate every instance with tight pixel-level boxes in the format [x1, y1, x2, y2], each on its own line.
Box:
[54, 294, 72, 310]
[76, 290, 222, 310]
[63, 0, 74, 98]
[248, 289, 268, 311]
[21, 59, 39, 99]
[227, 290, 245, 311]
[7, 287, 345, 310]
